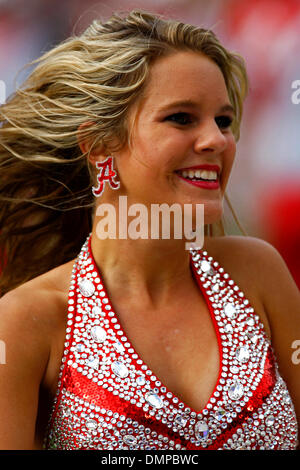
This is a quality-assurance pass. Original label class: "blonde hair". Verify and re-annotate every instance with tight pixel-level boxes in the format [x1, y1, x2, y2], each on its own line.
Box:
[0, 9, 248, 296]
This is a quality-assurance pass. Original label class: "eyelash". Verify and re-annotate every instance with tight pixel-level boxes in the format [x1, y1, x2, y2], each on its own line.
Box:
[215, 115, 233, 129]
[165, 112, 233, 129]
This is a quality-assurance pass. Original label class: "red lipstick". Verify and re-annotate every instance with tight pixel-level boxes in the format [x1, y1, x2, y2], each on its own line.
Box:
[176, 164, 220, 190]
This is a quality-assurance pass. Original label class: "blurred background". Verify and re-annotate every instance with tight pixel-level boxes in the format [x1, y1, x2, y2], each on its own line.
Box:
[0, 0, 299, 287]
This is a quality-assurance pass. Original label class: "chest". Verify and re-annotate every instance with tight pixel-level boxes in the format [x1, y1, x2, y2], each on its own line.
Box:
[113, 296, 220, 412]
[47, 285, 220, 416]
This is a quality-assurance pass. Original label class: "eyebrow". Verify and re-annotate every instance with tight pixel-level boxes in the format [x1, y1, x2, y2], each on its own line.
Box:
[158, 99, 235, 114]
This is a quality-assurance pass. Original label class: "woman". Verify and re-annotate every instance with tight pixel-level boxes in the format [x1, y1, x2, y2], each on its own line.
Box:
[0, 10, 299, 451]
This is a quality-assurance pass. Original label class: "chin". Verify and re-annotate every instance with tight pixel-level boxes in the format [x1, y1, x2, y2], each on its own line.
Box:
[197, 199, 223, 224]
[187, 206, 223, 239]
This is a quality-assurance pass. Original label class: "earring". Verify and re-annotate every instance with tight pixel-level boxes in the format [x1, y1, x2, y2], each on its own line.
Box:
[92, 156, 120, 197]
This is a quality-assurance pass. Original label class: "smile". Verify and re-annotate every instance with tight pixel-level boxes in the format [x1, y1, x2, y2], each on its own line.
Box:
[175, 166, 220, 190]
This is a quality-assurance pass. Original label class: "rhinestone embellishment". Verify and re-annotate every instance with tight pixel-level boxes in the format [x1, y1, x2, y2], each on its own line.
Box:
[86, 419, 98, 430]
[123, 435, 137, 446]
[44, 236, 299, 451]
[224, 303, 237, 319]
[86, 356, 99, 369]
[78, 279, 95, 297]
[235, 346, 250, 363]
[195, 421, 209, 440]
[200, 260, 214, 275]
[111, 361, 129, 378]
[136, 375, 146, 386]
[265, 415, 275, 427]
[174, 414, 188, 427]
[215, 407, 227, 421]
[91, 306, 102, 317]
[78, 278, 95, 297]
[145, 391, 164, 409]
[113, 341, 125, 353]
[90, 326, 106, 343]
[228, 380, 244, 400]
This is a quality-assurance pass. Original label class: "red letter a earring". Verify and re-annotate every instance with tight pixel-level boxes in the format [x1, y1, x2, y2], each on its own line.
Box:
[92, 156, 120, 197]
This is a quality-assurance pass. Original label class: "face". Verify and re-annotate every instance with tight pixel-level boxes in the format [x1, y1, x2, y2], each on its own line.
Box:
[102, 51, 236, 225]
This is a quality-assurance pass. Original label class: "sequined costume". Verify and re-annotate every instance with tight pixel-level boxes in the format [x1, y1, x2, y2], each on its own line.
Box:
[44, 235, 298, 450]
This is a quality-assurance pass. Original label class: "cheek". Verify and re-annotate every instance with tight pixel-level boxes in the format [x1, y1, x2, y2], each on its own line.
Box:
[221, 137, 236, 188]
[226, 136, 236, 169]
[128, 134, 160, 170]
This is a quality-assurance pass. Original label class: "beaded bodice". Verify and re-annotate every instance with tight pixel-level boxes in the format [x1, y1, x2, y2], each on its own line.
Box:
[44, 236, 298, 450]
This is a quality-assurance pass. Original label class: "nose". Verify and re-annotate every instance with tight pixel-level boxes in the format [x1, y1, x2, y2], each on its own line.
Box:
[194, 120, 227, 155]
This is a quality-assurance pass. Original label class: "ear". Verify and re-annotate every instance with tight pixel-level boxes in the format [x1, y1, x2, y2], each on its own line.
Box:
[77, 121, 106, 165]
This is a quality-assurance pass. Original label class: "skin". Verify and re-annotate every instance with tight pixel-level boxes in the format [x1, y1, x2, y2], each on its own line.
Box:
[0, 51, 299, 450]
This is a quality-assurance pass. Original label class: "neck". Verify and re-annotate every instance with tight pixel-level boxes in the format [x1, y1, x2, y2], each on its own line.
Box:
[90, 227, 198, 309]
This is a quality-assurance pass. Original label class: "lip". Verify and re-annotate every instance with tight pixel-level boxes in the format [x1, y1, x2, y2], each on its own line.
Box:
[175, 164, 221, 190]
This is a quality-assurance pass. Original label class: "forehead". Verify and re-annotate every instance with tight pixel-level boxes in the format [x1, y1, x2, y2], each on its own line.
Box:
[141, 50, 229, 109]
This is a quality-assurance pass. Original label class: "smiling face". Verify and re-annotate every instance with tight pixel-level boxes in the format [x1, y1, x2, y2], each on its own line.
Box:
[103, 50, 237, 225]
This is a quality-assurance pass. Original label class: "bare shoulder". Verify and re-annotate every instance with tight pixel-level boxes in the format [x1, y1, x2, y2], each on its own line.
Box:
[204, 234, 299, 304]
[203, 235, 300, 341]
[0, 259, 75, 449]
[203, 237, 300, 433]
[0, 258, 75, 386]
[0, 258, 75, 335]
[204, 233, 282, 267]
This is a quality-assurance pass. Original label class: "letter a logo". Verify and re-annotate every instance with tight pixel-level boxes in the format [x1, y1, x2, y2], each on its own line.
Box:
[92, 156, 120, 197]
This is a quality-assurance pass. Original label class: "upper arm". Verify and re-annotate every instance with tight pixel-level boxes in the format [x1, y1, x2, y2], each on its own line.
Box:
[224, 236, 300, 431]
[0, 289, 51, 449]
[252, 239, 300, 428]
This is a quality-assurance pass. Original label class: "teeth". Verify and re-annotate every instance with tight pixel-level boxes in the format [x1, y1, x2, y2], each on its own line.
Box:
[179, 169, 218, 180]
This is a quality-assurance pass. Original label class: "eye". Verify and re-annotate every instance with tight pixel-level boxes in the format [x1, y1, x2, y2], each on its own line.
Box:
[215, 115, 233, 129]
[164, 112, 193, 126]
